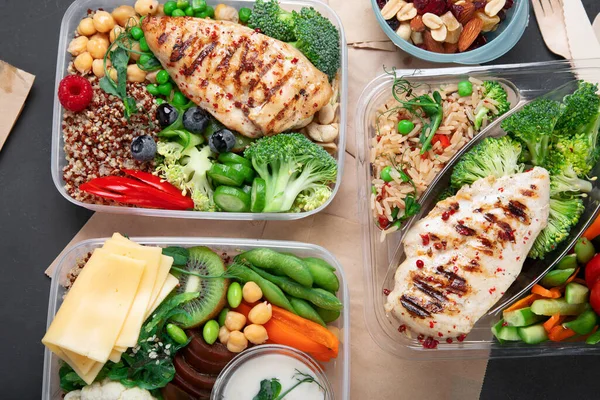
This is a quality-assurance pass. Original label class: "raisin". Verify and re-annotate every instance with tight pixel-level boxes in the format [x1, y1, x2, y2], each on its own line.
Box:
[414, 0, 448, 16]
[386, 18, 401, 31]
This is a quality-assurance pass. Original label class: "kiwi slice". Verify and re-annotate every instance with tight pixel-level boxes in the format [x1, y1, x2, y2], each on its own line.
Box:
[171, 246, 229, 329]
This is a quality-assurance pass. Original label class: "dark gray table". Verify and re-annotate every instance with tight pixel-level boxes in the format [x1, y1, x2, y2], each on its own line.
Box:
[1, 0, 599, 398]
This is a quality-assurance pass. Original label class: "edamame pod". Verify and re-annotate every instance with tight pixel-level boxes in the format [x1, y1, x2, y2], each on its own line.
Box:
[249, 265, 342, 311]
[304, 258, 339, 293]
[289, 297, 326, 327]
[315, 306, 341, 323]
[225, 263, 295, 313]
[303, 257, 337, 272]
[236, 248, 313, 287]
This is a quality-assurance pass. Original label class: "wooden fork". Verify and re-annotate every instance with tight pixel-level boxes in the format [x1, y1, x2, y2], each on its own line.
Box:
[532, 0, 572, 59]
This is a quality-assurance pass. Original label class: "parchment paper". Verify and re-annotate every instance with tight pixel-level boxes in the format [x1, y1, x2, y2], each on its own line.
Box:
[0, 61, 35, 152]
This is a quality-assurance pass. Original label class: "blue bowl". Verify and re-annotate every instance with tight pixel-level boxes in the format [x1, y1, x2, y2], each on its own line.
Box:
[371, 0, 529, 64]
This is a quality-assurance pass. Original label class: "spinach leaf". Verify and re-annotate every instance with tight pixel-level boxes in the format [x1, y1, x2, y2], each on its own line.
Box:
[162, 246, 189, 266]
[253, 378, 282, 400]
[99, 76, 120, 97]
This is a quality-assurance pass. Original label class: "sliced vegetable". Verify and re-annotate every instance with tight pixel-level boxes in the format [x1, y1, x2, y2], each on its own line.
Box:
[575, 237, 596, 264]
[250, 178, 267, 213]
[563, 309, 598, 335]
[540, 268, 575, 288]
[584, 215, 600, 241]
[585, 253, 600, 287]
[208, 164, 246, 187]
[503, 307, 544, 327]
[530, 298, 587, 316]
[548, 325, 577, 342]
[557, 254, 578, 270]
[518, 323, 548, 344]
[230, 163, 255, 184]
[565, 282, 590, 304]
[586, 329, 600, 344]
[496, 325, 521, 341]
[491, 319, 506, 344]
[217, 152, 252, 168]
[214, 186, 251, 212]
[122, 169, 185, 197]
[543, 313, 565, 333]
[531, 284, 562, 298]
[504, 293, 542, 312]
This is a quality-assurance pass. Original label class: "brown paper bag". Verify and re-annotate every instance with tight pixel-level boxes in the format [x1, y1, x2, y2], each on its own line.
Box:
[0, 61, 35, 152]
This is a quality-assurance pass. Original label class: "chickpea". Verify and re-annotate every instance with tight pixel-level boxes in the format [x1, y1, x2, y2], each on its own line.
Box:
[145, 70, 159, 84]
[92, 59, 110, 78]
[67, 36, 89, 56]
[243, 324, 268, 345]
[214, 4, 239, 23]
[87, 39, 109, 59]
[74, 52, 93, 74]
[108, 67, 118, 82]
[248, 302, 272, 325]
[77, 17, 97, 36]
[156, 4, 165, 16]
[109, 25, 125, 43]
[112, 5, 137, 27]
[89, 33, 109, 47]
[127, 64, 147, 83]
[129, 42, 142, 62]
[218, 325, 230, 344]
[242, 282, 263, 303]
[134, 0, 159, 16]
[226, 331, 248, 353]
[92, 11, 116, 33]
[224, 311, 246, 331]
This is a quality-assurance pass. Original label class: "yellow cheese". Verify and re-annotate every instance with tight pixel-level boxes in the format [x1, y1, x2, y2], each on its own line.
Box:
[43, 249, 145, 363]
[46, 343, 105, 385]
[61, 348, 97, 375]
[149, 255, 174, 311]
[145, 274, 179, 319]
[103, 239, 162, 348]
[112, 232, 140, 245]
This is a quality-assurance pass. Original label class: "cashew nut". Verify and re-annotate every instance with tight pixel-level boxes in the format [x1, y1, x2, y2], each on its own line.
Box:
[317, 142, 337, 155]
[307, 122, 339, 143]
[318, 103, 338, 125]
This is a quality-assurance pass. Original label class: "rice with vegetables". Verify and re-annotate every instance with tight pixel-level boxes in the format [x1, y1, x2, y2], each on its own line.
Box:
[370, 76, 510, 239]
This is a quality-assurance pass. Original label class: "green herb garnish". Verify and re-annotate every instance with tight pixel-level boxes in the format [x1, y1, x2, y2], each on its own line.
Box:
[162, 246, 190, 266]
[253, 370, 326, 400]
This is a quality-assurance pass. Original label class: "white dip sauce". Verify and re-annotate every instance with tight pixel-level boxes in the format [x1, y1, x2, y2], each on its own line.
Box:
[222, 353, 325, 400]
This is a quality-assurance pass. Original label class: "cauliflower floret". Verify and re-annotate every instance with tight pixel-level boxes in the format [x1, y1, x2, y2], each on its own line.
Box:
[101, 379, 127, 400]
[64, 390, 82, 400]
[120, 387, 156, 400]
[76, 379, 155, 400]
[80, 381, 103, 399]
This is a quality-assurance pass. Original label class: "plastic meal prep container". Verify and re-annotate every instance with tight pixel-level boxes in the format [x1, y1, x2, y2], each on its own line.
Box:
[51, 0, 348, 220]
[356, 59, 600, 360]
[41, 237, 350, 399]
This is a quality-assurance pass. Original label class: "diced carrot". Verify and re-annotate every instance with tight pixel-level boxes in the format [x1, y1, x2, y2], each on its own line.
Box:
[543, 313, 565, 333]
[504, 293, 542, 312]
[584, 215, 600, 240]
[531, 284, 562, 298]
[548, 325, 577, 342]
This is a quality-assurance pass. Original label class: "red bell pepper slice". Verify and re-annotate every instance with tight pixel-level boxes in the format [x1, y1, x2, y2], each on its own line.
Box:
[432, 134, 451, 149]
[122, 169, 183, 197]
[80, 182, 172, 209]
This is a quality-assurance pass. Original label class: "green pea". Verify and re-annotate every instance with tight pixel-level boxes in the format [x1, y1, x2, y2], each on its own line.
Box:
[139, 53, 153, 66]
[139, 37, 149, 52]
[185, 6, 194, 16]
[575, 237, 596, 264]
[158, 82, 174, 96]
[146, 84, 160, 96]
[155, 98, 165, 105]
[177, 0, 190, 9]
[380, 166, 393, 182]
[239, 7, 252, 23]
[166, 323, 188, 344]
[130, 26, 144, 40]
[458, 80, 473, 97]
[204, 5, 214, 18]
[172, 8, 186, 17]
[227, 281, 243, 308]
[202, 320, 220, 345]
[191, 0, 207, 12]
[164, 1, 177, 15]
[156, 70, 170, 84]
[397, 120, 414, 135]
[218, 307, 229, 326]
[172, 91, 188, 106]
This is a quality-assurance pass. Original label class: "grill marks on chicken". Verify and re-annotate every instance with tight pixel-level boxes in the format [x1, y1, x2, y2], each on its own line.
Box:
[142, 16, 333, 138]
[385, 168, 551, 338]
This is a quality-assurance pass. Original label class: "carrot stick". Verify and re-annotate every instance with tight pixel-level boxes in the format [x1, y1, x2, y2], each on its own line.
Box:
[543, 313, 565, 333]
[574, 278, 588, 286]
[504, 293, 542, 312]
[548, 325, 577, 342]
[531, 284, 562, 298]
[584, 215, 600, 240]
[563, 268, 580, 286]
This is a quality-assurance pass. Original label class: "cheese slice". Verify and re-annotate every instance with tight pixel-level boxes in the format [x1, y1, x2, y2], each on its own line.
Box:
[103, 239, 162, 348]
[145, 274, 179, 319]
[108, 348, 123, 363]
[43, 249, 145, 363]
[61, 348, 97, 375]
[149, 255, 174, 310]
[46, 343, 104, 385]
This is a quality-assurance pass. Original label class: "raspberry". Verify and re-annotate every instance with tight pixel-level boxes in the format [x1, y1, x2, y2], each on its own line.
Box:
[58, 75, 93, 112]
[414, 0, 448, 15]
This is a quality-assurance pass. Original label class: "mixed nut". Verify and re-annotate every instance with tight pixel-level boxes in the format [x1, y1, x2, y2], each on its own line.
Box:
[377, 0, 515, 53]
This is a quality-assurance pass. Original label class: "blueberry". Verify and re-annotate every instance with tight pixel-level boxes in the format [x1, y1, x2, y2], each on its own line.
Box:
[131, 135, 157, 161]
[156, 103, 178, 127]
[208, 129, 236, 153]
[183, 106, 210, 133]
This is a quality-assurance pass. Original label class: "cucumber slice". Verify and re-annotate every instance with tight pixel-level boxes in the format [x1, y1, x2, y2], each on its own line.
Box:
[563, 309, 598, 335]
[496, 326, 521, 341]
[503, 307, 544, 327]
[557, 254, 578, 270]
[540, 268, 575, 288]
[208, 164, 245, 187]
[242, 185, 252, 194]
[214, 186, 250, 212]
[586, 330, 600, 345]
[531, 298, 587, 316]
[492, 319, 505, 343]
[230, 163, 255, 184]
[218, 152, 252, 169]
[231, 134, 255, 153]
[565, 282, 589, 304]
[251, 178, 267, 213]
[518, 323, 548, 344]
[203, 119, 223, 139]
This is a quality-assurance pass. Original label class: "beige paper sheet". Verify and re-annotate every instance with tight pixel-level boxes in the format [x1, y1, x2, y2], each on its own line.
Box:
[45, 6, 489, 398]
[0, 61, 35, 152]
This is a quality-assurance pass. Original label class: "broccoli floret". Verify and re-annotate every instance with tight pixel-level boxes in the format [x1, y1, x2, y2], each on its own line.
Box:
[248, 0, 296, 42]
[473, 81, 511, 130]
[501, 98, 564, 167]
[290, 184, 332, 212]
[436, 187, 457, 202]
[156, 142, 216, 211]
[288, 7, 341, 80]
[450, 136, 524, 189]
[529, 197, 585, 259]
[546, 151, 593, 196]
[244, 133, 337, 212]
[555, 81, 600, 137]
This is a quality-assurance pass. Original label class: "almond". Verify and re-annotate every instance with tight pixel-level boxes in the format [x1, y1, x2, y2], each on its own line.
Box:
[423, 30, 445, 53]
[452, 1, 476, 25]
[444, 42, 459, 54]
[458, 17, 483, 52]
[410, 15, 426, 32]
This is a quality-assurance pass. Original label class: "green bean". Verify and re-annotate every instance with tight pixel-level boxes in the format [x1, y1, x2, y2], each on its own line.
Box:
[236, 248, 313, 287]
[249, 266, 343, 311]
[315, 306, 341, 323]
[304, 258, 339, 293]
[166, 323, 187, 344]
[227, 281, 242, 308]
[289, 297, 326, 327]
[226, 263, 295, 313]
[202, 320, 219, 344]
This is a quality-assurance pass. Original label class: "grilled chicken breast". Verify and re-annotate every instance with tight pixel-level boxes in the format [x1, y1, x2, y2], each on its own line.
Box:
[385, 167, 551, 338]
[142, 16, 333, 138]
